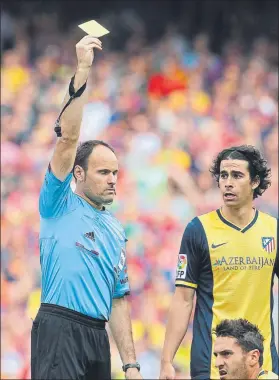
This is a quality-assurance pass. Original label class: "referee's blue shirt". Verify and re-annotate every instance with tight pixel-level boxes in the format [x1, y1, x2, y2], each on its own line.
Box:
[38, 166, 130, 320]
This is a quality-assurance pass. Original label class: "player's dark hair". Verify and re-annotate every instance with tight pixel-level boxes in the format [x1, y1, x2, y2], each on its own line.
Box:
[72, 140, 115, 181]
[213, 319, 264, 367]
[210, 145, 271, 199]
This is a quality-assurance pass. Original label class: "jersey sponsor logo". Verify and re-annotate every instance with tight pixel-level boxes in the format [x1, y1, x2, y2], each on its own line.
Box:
[262, 237, 275, 253]
[84, 231, 95, 241]
[212, 255, 275, 271]
[211, 242, 228, 249]
[176, 254, 187, 279]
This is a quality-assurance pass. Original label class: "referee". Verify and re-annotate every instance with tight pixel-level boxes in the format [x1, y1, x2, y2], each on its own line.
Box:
[31, 36, 142, 380]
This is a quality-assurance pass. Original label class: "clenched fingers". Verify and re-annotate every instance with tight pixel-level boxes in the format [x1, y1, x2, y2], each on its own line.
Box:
[76, 36, 102, 49]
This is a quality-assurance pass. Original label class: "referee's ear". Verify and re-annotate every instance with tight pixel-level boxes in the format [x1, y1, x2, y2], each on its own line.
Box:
[74, 165, 85, 182]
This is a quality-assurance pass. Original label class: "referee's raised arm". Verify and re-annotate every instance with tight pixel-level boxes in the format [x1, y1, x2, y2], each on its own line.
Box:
[50, 36, 102, 181]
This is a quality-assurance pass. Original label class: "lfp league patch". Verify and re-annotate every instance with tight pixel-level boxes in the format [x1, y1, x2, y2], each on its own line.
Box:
[262, 237, 275, 253]
[176, 254, 187, 279]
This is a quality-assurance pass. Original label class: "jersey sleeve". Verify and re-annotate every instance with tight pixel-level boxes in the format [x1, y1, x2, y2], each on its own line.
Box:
[275, 250, 279, 278]
[275, 220, 279, 278]
[39, 165, 78, 218]
[175, 217, 207, 289]
[113, 242, 130, 299]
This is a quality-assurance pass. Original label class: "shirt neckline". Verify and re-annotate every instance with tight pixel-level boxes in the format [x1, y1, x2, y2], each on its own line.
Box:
[76, 194, 106, 213]
[216, 208, 259, 233]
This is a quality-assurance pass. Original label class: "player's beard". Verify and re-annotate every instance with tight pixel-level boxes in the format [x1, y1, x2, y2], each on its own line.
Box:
[229, 358, 249, 380]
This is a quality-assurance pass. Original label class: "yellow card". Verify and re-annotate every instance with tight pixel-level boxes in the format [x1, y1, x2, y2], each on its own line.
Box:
[78, 20, 110, 37]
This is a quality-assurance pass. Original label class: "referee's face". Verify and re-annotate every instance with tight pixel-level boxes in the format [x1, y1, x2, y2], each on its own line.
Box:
[77, 145, 118, 208]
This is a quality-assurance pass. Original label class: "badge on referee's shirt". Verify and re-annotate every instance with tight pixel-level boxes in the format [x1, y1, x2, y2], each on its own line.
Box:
[114, 248, 126, 278]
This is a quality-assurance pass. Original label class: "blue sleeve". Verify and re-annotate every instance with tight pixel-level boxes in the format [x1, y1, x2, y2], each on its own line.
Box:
[39, 165, 78, 218]
[175, 217, 208, 289]
[113, 244, 130, 299]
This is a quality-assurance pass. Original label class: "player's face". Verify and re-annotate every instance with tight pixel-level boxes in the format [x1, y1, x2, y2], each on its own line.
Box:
[219, 159, 259, 207]
[214, 337, 249, 379]
[77, 145, 118, 207]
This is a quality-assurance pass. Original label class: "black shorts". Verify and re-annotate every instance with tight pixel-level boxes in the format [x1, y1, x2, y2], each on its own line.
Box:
[31, 303, 111, 380]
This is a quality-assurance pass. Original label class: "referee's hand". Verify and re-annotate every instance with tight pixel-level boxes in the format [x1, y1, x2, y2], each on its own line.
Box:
[160, 362, 175, 379]
[76, 35, 102, 70]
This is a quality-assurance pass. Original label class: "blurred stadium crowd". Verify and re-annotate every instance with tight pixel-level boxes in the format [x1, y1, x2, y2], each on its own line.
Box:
[1, 7, 278, 380]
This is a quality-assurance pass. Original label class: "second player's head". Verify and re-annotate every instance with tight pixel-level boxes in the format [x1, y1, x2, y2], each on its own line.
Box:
[213, 319, 264, 380]
[210, 145, 271, 208]
[73, 140, 118, 208]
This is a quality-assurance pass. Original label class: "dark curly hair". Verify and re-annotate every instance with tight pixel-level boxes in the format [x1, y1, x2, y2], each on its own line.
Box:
[213, 319, 265, 366]
[209, 145, 271, 199]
